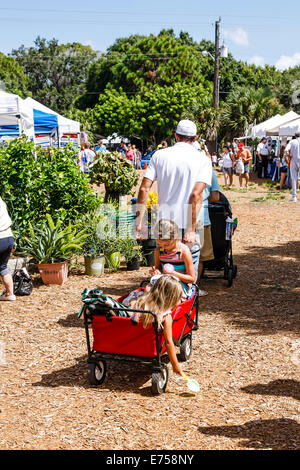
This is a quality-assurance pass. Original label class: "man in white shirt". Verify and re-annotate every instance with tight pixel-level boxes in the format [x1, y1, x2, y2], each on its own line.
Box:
[289, 133, 300, 202]
[257, 137, 269, 178]
[136, 119, 212, 275]
[79, 142, 96, 175]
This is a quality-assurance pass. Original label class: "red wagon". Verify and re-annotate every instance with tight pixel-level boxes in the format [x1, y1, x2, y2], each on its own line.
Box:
[82, 284, 199, 395]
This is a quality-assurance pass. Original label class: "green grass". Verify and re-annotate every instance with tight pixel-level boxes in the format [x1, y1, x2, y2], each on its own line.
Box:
[220, 184, 257, 193]
[252, 192, 286, 203]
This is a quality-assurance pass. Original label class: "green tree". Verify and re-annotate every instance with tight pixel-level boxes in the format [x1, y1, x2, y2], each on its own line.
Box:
[0, 52, 29, 97]
[12, 37, 97, 113]
[220, 87, 286, 141]
[78, 30, 208, 109]
[93, 83, 210, 146]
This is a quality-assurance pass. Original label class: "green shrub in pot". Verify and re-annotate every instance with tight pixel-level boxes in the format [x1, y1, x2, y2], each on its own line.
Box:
[18, 214, 88, 284]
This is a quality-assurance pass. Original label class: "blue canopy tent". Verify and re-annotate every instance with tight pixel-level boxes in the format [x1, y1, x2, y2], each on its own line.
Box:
[32, 108, 58, 135]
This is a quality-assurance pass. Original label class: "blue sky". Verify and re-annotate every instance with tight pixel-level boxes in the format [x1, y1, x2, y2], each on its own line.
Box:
[1, 0, 300, 70]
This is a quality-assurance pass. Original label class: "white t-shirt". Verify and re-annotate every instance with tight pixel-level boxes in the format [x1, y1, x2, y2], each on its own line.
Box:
[79, 149, 96, 172]
[192, 141, 201, 151]
[257, 142, 269, 156]
[290, 138, 300, 162]
[222, 152, 233, 168]
[0, 197, 13, 239]
[144, 142, 212, 229]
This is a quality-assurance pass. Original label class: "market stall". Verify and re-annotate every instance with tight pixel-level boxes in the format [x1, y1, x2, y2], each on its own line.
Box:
[0, 91, 35, 143]
[24, 97, 80, 147]
[279, 117, 300, 137]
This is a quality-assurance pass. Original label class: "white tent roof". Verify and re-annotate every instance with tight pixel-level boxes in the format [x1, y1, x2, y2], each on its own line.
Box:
[266, 111, 300, 135]
[24, 97, 80, 137]
[250, 111, 300, 137]
[250, 115, 281, 138]
[279, 117, 300, 136]
[0, 91, 35, 138]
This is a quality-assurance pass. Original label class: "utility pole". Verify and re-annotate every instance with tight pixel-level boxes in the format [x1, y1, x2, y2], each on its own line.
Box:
[213, 16, 221, 110]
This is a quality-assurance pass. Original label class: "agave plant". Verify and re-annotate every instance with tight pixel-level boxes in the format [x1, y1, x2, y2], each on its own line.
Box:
[19, 214, 88, 264]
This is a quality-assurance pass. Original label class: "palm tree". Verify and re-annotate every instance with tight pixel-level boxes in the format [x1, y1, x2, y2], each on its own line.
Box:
[221, 87, 286, 141]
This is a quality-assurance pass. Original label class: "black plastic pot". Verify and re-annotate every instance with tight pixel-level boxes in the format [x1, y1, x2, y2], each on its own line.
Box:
[143, 250, 155, 267]
[140, 240, 156, 267]
[126, 258, 140, 271]
[141, 238, 157, 248]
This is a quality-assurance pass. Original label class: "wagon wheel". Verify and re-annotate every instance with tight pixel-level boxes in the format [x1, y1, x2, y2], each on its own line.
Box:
[151, 364, 169, 395]
[179, 335, 192, 362]
[88, 360, 107, 385]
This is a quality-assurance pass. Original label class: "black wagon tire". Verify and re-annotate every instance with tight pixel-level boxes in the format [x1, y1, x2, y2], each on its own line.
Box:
[88, 360, 107, 385]
[227, 268, 234, 287]
[151, 364, 169, 395]
[179, 335, 192, 362]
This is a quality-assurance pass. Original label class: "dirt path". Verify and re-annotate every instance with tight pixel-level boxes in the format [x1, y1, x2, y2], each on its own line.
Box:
[0, 171, 299, 450]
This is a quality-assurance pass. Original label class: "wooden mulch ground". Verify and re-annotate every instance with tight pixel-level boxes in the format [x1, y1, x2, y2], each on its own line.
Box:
[0, 172, 299, 450]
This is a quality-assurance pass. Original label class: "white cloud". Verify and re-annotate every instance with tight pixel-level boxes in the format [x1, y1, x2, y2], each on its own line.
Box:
[248, 55, 266, 67]
[275, 53, 300, 71]
[83, 39, 96, 49]
[223, 28, 249, 46]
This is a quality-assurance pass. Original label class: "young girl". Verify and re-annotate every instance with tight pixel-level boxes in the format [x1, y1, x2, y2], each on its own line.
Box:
[152, 219, 196, 298]
[132, 275, 184, 377]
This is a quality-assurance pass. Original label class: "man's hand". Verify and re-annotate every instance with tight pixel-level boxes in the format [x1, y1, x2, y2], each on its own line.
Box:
[183, 230, 197, 245]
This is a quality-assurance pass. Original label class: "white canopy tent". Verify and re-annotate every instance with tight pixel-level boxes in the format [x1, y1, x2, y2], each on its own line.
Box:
[250, 115, 281, 138]
[266, 111, 300, 136]
[24, 97, 80, 137]
[0, 91, 35, 139]
[279, 118, 300, 136]
[250, 111, 300, 138]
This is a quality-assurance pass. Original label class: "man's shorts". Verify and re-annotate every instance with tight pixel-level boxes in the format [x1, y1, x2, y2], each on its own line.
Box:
[199, 225, 214, 262]
[242, 163, 250, 174]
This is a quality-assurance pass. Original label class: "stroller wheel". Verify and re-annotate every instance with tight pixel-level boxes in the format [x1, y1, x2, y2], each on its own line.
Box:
[88, 360, 107, 385]
[232, 265, 238, 279]
[151, 364, 169, 395]
[227, 268, 234, 288]
[179, 335, 192, 362]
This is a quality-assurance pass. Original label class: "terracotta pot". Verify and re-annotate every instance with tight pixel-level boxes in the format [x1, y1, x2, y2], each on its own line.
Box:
[38, 261, 68, 285]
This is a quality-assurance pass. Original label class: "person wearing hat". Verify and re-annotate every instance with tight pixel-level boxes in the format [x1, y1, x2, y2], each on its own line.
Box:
[136, 119, 212, 277]
[236, 142, 252, 189]
[256, 137, 269, 178]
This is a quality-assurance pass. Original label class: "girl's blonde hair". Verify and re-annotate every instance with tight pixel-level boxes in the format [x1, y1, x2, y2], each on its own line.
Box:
[133, 275, 183, 329]
[154, 219, 181, 240]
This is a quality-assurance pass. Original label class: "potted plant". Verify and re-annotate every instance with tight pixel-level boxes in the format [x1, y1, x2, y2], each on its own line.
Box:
[90, 151, 139, 202]
[102, 237, 122, 270]
[19, 214, 88, 285]
[120, 238, 144, 271]
[80, 211, 105, 276]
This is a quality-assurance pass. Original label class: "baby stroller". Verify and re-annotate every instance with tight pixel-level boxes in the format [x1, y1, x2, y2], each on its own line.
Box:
[79, 285, 199, 395]
[202, 192, 237, 287]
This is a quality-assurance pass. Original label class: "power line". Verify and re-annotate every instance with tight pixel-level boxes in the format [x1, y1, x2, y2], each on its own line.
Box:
[0, 8, 296, 21]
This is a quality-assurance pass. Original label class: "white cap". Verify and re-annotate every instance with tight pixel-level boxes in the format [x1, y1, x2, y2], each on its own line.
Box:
[176, 119, 197, 137]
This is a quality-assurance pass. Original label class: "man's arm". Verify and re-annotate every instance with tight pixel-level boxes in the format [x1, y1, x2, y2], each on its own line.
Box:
[184, 181, 205, 244]
[135, 177, 153, 238]
[208, 190, 219, 204]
